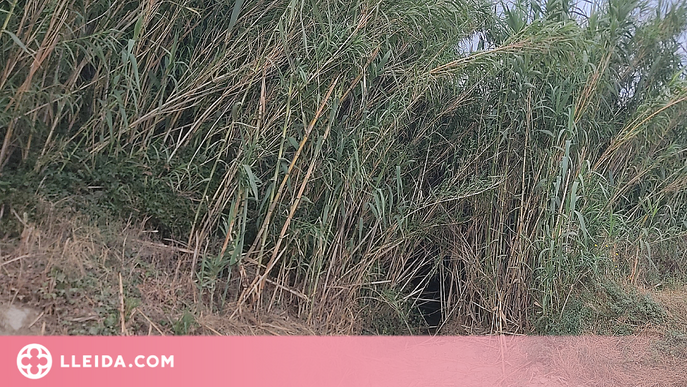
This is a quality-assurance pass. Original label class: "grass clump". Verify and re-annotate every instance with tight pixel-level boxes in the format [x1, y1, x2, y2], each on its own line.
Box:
[547, 281, 667, 335]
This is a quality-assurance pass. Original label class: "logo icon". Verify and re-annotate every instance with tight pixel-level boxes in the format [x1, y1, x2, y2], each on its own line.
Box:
[17, 344, 52, 379]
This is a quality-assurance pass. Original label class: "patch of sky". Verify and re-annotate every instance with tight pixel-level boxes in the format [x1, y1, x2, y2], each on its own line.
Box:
[455, 0, 686, 62]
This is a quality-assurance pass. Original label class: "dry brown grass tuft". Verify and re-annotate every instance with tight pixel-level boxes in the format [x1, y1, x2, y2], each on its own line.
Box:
[650, 285, 687, 335]
[0, 199, 312, 335]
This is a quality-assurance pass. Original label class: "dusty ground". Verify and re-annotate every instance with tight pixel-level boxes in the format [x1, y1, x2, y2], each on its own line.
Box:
[2, 201, 687, 385]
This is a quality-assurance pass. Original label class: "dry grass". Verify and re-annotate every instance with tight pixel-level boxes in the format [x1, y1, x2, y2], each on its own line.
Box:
[4, 201, 687, 387]
[650, 284, 687, 335]
[1, 0, 686, 335]
[0, 199, 313, 335]
[507, 336, 687, 386]
[3, 199, 687, 339]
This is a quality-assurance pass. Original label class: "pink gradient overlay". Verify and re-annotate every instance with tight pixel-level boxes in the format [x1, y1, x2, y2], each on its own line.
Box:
[1, 335, 684, 386]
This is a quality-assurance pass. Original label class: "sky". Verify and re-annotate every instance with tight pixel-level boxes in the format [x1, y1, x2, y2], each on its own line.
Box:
[481, 0, 687, 60]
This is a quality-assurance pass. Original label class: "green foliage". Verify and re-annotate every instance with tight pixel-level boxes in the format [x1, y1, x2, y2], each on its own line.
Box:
[544, 281, 667, 335]
[2, 0, 686, 334]
[1, 148, 196, 239]
[39, 267, 121, 335]
[173, 311, 197, 335]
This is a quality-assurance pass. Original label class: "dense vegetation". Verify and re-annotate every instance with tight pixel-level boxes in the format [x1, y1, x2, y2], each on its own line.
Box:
[1, 0, 686, 334]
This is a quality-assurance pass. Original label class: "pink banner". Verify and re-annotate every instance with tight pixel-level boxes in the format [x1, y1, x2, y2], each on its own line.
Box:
[2, 336, 685, 386]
